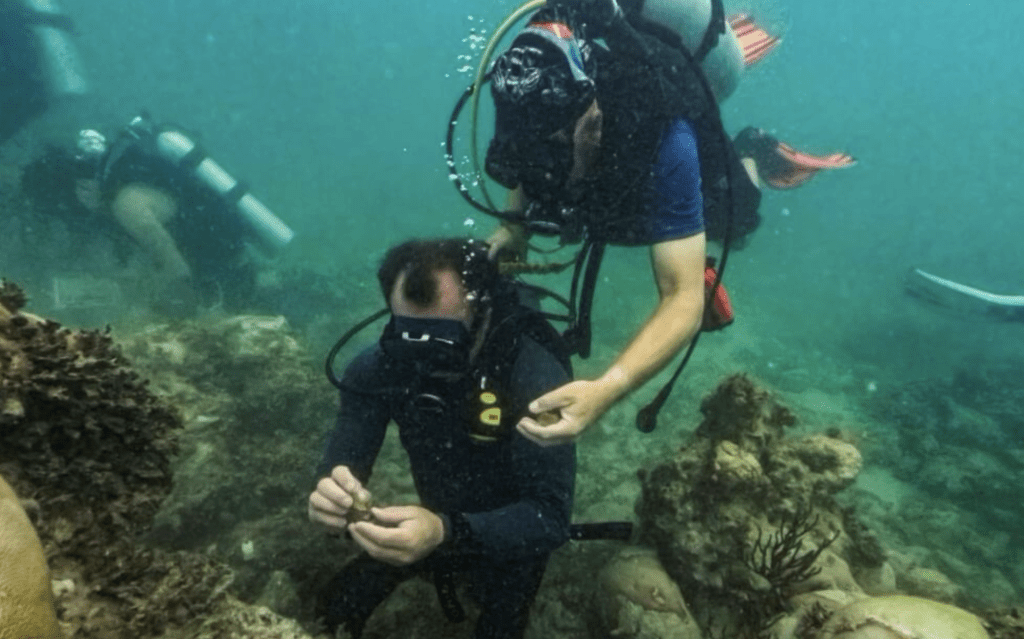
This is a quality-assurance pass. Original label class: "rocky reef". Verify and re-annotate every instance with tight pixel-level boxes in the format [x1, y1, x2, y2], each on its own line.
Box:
[588, 373, 1018, 639]
[0, 283, 325, 638]
[115, 313, 350, 611]
[0, 280, 178, 559]
[865, 364, 1024, 604]
[0, 472, 62, 638]
[626, 374, 868, 635]
[5, 277, 1022, 639]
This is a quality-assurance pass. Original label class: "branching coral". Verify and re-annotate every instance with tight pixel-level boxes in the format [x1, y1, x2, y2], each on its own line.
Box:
[744, 506, 839, 622]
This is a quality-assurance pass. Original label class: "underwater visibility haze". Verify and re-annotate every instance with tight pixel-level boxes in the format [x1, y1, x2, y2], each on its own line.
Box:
[3, 0, 1024, 635]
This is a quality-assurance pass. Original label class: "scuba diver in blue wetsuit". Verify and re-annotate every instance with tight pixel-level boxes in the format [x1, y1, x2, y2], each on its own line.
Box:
[310, 238, 575, 639]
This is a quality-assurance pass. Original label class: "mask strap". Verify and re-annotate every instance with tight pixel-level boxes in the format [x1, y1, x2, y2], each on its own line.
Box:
[523, 22, 592, 84]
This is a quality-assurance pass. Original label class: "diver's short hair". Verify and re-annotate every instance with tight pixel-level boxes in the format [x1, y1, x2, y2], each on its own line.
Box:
[377, 238, 471, 309]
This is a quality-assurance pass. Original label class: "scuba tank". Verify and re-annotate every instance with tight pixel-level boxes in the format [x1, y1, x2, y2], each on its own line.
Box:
[132, 118, 296, 252]
[22, 0, 88, 97]
[628, 0, 744, 101]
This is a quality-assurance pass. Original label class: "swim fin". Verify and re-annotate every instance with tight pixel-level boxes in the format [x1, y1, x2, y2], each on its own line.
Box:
[729, 14, 780, 67]
[906, 268, 1024, 321]
[733, 126, 856, 190]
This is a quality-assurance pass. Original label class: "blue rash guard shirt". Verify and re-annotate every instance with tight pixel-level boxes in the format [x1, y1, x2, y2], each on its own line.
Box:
[606, 117, 706, 245]
[316, 334, 575, 562]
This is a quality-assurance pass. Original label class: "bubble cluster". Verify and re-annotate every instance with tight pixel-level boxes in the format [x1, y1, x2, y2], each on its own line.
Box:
[454, 14, 491, 77]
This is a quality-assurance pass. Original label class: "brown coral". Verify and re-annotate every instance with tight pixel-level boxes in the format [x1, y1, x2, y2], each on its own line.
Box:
[0, 307, 179, 568]
[0, 289, 245, 637]
[636, 374, 870, 636]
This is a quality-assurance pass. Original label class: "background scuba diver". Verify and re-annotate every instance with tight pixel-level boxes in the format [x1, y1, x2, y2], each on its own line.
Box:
[309, 238, 574, 639]
[0, 0, 88, 144]
[19, 113, 293, 316]
[481, 0, 854, 446]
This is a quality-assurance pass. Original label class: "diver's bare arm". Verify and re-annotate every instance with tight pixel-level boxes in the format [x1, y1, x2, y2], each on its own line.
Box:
[601, 232, 707, 397]
[517, 232, 707, 444]
[110, 184, 191, 280]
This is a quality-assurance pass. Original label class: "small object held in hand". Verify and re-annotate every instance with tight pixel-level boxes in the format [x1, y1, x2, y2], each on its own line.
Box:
[348, 493, 376, 523]
[536, 411, 561, 427]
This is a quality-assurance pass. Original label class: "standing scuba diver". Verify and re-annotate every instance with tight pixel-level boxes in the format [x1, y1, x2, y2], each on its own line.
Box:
[446, 0, 855, 443]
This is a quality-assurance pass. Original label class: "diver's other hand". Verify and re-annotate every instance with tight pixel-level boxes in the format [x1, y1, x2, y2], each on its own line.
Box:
[486, 222, 528, 262]
[349, 505, 444, 566]
[308, 465, 372, 530]
[517, 372, 627, 446]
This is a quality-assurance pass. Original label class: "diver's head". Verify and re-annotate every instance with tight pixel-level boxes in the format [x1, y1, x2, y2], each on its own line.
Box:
[20, 130, 107, 214]
[72, 129, 108, 178]
[487, 19, 597, 199]
[378, 238, 498, 320]
[377, 238, 502, 372]
[389, 265, 473, 327]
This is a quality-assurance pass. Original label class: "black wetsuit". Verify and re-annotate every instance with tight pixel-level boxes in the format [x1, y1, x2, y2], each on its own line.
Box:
[316, 333, 575, 639]
[97, 141, 256, 309]
[504, 8, 762, 247]
[20, 136, 257, 310]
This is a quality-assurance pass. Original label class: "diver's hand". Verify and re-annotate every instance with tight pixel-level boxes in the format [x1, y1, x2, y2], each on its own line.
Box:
[308, 465, 372, 531]
[517, 370, 628, 446]
[486, 222, 528, 262]
[348, 506, 444, 566]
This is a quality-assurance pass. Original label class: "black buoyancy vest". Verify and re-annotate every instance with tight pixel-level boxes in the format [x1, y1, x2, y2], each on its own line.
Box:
[568, 19, 762, 245]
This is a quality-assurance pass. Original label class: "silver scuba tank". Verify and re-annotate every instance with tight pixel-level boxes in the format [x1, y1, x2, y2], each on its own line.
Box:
[152, 127, 295, 253]
[635, 0, 744, 101]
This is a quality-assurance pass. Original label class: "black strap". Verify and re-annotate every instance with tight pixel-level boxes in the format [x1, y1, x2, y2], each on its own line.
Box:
[178, 142, 207, 172]
[433, 569, 466, 623]
[632, 0, 736, 433]
[98, 116, 156, 183]
[635, 333, 700, 433]
[569, 521, 633, 541]
[562, 240, 605, 359]
[324, 308, 390, 390]
[224, 180, 248, 205]
[693, 0, 726, 63]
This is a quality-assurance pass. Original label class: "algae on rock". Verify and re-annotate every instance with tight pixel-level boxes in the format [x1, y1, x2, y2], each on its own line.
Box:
[636, 374, 865, 631]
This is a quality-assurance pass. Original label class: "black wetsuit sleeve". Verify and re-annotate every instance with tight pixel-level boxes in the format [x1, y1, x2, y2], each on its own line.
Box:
[315, 347, 392, 484]
[455, 338, 576, 561]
